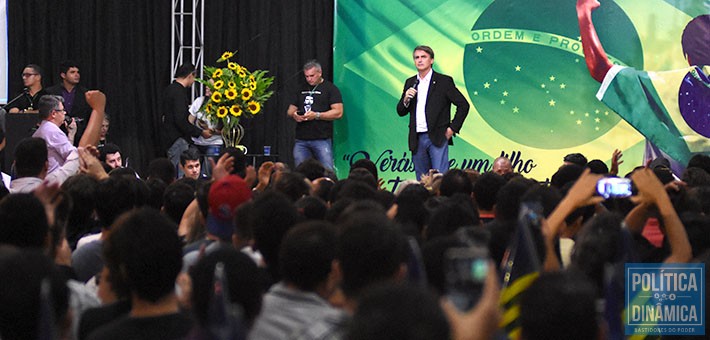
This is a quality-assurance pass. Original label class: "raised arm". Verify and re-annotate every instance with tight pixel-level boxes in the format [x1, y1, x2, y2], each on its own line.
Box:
[78, 90, 106, 147]
[576, 0, 614, 83]
[631, 168, 692, 263]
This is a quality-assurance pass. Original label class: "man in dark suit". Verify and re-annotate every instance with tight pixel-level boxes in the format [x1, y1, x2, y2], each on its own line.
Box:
[396, 45, 470, 180]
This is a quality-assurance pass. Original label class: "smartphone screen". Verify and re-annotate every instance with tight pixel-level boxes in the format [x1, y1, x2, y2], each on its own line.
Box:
[444, 246, 489, 311]
[596, 177, 632, 199]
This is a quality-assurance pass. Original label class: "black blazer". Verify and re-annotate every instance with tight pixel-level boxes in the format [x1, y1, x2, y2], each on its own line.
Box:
[396, 71, 469, 153]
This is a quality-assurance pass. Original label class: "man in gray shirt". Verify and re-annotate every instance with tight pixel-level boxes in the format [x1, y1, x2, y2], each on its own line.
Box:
[249, 222, 343, 340]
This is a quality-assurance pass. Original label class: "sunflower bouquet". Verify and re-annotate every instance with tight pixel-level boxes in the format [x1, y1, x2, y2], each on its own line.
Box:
[197, 51, 274, 147]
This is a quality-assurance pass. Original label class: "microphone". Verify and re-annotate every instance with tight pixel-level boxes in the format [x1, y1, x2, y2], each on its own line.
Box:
[64, 116, 85, 124]
[411, 78, 419, 90]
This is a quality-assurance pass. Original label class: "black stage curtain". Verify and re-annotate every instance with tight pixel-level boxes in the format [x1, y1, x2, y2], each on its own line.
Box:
[8, 0, 334, 175]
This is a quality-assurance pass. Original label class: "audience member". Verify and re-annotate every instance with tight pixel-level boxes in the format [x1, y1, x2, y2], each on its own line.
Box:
[562, 152, 588, 167]
[189, 248, 262, 338]
[520, 271, 600, 340]
[250, 221, 342, 339]
[99, 143, 123, 169]
[182, 174, 251, 271]
[72, 176, 148, 282]
[346, 283, 450, 340]
[87, 208, 192, 340]
[180, 148, 203, 180]
[0, 249, 71, 340]
[251, 191, 300, 284]
[491, 156, 513, 176]
[147, 157, 176, 184]
[162, 181, 195, 226]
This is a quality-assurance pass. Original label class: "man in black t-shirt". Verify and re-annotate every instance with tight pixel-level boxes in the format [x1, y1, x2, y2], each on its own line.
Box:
[286, 60, 343, 171]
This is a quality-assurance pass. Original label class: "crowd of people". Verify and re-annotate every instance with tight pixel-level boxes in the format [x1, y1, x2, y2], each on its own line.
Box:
[0, 35, 708, 339]
[0, 113, 708, 339]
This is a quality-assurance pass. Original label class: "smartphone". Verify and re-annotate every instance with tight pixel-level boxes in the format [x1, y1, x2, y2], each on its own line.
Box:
[444, 246, 489, 311]
[596, 177, 632, 199]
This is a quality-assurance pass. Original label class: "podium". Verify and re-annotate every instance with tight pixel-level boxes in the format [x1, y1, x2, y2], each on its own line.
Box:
[3, 111, 40, 172]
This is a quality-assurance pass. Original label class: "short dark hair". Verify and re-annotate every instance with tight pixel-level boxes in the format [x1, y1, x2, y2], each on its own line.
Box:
[333, 179, 377, 203]
[0, 194, 49, 248]
[586, 159, 609, 174]
[550, 164, 585, 189]
[426, 194, 480, 240]
[147, 158, 176, 184]
[687, 154, 710, 174]
[563, 152, 588, 166]
[347, 168, 377, 189]
[95, 176, 147, 228]
[180, 148, 201, 166]
[189, 248, 262, 327]
[473, 172, 507, 211]
[24, 64, 42, 77]
[681, 14, 710, 66]
[273, 172, 310, 202]
[0, 250, 69, 340]
[58, 60, 79, 77]
[145, 177, 168, 210]
[439, 169, 474, 197]
[350, 159, 378, 181]
[175, 63, 195, 78]
[37, 95, 63, 120]
[413, 45, 435, 59]
[295, 158, 326, 181]
[495, 178, 536, 221]
[347, 283, 450, 340]
[294, 195, 328, 221]
[162, 182, 195, 225]
[520, 271, 599, 340]
[13, 137, 47, 178]
[99, 143, 121, 162]
[251, 191, 299, 281]
[61, 174, 99, 245]
[220, 147, 247, 178]
[279, 221, 337, 291]
[337, 212, 408, 298]
[103, 208, 182, 303]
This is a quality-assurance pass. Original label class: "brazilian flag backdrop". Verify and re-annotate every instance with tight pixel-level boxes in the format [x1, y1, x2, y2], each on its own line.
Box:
[333, 0, 710, 190]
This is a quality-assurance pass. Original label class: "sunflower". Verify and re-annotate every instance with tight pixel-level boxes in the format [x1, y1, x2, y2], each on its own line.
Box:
[213, 80, 224, 90]
[205, 104, 213, 113]
[241, 88, 253, 101]
[237, 68, 247, 78]
[216, 106, 229, 118]
[249, 81, 257, 90]
[248, 101, 261, 115]
[230, 104, 242, 117]
[212, 69, 223, 78]
[228, 62, 238, 71]
[211, 91, 222, 103]
[220, 51, 234, 61]
[228, 81, 237, 89]
[225, 88, 238, 100]
[249, 75, 256, 83]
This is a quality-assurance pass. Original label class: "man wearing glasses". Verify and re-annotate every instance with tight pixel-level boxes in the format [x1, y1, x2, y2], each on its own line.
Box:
[6, 64, 47, 113]
[31, 95, 77, 178]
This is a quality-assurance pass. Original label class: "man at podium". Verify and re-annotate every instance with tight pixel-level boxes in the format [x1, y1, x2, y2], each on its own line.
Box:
[6, 64, 47, 113]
